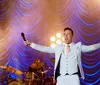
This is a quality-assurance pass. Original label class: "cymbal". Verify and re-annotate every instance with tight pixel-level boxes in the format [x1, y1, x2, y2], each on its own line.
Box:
[0, 66, 7, 69]
[0, 65, 15, 73]
[7, 66, 16, 73]
[15, 70, 23, 75]
[31, 62, 44, 69]
[0, 65, 23, 75]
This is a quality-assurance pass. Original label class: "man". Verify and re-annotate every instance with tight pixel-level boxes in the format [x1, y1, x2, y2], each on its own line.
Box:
[28, 58, 44, 85]
[24, 27, 100, 85]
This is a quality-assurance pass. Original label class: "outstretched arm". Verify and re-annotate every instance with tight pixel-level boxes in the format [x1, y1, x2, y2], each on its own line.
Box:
[24, 40, 55, 53]
[82, 43, 100, 52]
[30, 42, 55, 53]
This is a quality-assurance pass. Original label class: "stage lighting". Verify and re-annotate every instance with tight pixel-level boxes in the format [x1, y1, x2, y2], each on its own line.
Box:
[50, 36, 56, 42]
[56, 33, 61, 38]
[56, 40, 62, 44]
[50, 32, 64, 47]
[51, 43, 56, 48]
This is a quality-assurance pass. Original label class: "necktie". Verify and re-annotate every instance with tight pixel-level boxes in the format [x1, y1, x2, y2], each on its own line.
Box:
[65, 45, 70, 56]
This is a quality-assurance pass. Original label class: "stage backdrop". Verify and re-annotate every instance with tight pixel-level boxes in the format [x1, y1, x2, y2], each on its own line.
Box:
[0, 0, 100, 85]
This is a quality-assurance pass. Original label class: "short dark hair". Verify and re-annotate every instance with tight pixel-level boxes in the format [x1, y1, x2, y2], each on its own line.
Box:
[64, 27, 74, 35]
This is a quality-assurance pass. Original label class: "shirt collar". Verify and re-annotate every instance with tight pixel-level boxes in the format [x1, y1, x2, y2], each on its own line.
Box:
[64, 43, 72, 47]
[63, 42, 74, 49]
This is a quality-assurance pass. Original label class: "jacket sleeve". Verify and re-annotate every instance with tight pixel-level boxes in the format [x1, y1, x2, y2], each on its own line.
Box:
[30, 43, 56, 53]
[81, 43, 100, 52]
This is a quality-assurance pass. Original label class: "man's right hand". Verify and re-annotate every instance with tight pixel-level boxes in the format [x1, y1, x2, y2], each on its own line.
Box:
[23, 40, 31, 46]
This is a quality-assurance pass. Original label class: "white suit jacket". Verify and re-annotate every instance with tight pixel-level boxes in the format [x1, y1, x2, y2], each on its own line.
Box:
[30, 42, 100, 80]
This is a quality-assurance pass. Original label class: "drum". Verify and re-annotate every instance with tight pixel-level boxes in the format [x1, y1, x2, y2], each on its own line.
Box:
[24, 72, 34, 81]
[44, 78, 53, 85]
[8, 80, 26, 85]
[8, 80, 20, 85]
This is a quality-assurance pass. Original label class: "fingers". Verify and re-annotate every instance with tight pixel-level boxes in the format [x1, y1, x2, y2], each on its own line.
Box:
[23, 40, 28, 46]
[53, 78, 56, 84]
[23, 40, 31, 46]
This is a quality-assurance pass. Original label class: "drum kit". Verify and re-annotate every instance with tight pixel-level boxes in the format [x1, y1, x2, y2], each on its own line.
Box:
[0, 65, 26, 85]
[26, 59, 48, 85]
[0, 61, 53, 85]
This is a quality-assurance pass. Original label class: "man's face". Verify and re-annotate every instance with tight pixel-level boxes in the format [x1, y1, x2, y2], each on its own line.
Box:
[63, 30, 73, 44]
